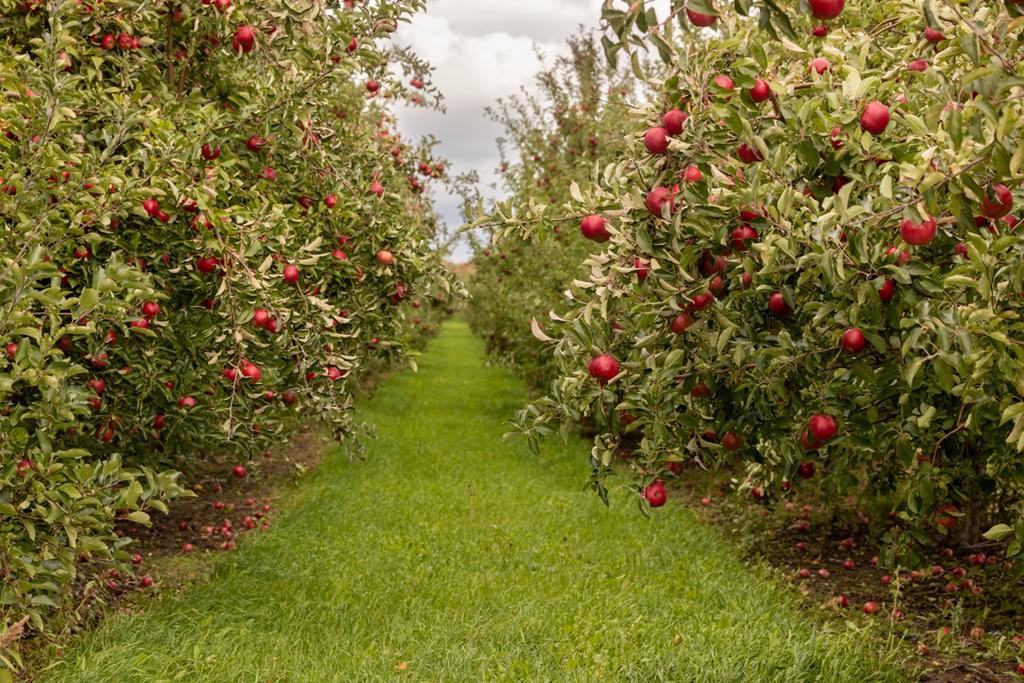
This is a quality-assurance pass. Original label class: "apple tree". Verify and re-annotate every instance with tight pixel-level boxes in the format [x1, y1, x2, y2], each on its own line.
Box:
[0, 0, 456, 651]
[482, 0, 1024, 565]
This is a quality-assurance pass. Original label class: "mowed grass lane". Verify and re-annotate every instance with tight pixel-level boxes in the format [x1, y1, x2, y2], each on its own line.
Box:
[43, 318, 903, 682]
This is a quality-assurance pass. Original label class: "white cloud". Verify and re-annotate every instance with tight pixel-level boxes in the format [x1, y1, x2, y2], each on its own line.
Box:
[390, 0, 674, 261]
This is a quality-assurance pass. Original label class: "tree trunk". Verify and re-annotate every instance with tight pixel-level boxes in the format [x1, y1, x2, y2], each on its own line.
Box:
[948, 495, 985, 547]
[944, 438, 989, 548]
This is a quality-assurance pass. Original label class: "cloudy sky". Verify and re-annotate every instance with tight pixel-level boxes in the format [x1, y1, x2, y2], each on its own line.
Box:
[389, 0, 659, 262]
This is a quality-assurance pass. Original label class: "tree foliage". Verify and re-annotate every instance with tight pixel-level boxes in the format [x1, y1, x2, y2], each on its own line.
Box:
[471, 0, 1024, 567]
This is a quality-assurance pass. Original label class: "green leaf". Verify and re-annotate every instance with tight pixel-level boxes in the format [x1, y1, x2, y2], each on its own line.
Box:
[923, 0, 942, 30]
[79, 288, 100, 311]
[962, 33, 979, 65]
[906, 357, 926, 388]
[126, 510, 151, 525]
[949, 108, 963, 151]
[982, 523, 1014, 541]
[635, 226, 653, 254]
[1000, 403, 1024, 426]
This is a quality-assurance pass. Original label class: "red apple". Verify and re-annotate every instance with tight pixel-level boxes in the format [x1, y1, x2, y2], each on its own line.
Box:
[178, 396, 195, 409]
[830, 126, 846, 150]
[808, 0, 843, 19]
[233, 465, 247, 478]
[282, 264, 299, 284]
[645, 186, 677, 216]
[924, 27, 945, 43]
[686, 8, 717, 26]
[241, 363, 260, 382]
[768, 292, 792, 317]
[936, 504, 958, 529]
[370, 181, 384, 197]
[714, 75, 734, 90]
[376, 249, 394, 265]
[663, 109, 688, 135]
[644, 480, 667, 507]
[809, 58, 830, 75]
[202, 142, 220, 160]
[142, 198, 160, 217]
[235, 25, 255, 46]
[580, 215, 611, 243]
[731, 226, 758, 251]
[900, 217, 936, 245]
[860, 102, 890, 135]
[197, 256, 219, 275]
[670, 312, 695, 334]
[797, 461, 816, 479]
[800, 430, 823, 451]
[863, 601, 879, 615]
[246, 136, 264, 152]
[644, 127, 670, 154]
[979, 183, 1013, 219]
[877, 278, 895, 302]
[908, 60, 928, 72]
[809, 413, 837, 441]
[325, 195, 337, 208]
[682, 166, 703, 183]
[282, 391, 297, 406]
[141, 301, 160, 319]
[748, 79, 771, 103]
[841, 328, 866, 354]
[737, 143, 763, 164]
[722, 432, 742, 451]
[587, 354, 619, 382]
[5, 342, 17, 359]
[16, 458, 32, 477]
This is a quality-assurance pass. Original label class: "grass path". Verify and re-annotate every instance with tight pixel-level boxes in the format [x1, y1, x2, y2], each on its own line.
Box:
[43, 318, 903, 682]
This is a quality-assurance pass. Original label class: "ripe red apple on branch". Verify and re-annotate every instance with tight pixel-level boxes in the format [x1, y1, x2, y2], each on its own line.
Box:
[900, 216, 936, 245]
[580, 214, 611, 243]
[686, 8, 717, 26]
[860, 102, 890, 135]
[644, 480, 667, 507]
[644, 127, 670, 154]
[841, 328, 866, 354]
[588, 354, 619, 382]
[808, 0, 844, 19]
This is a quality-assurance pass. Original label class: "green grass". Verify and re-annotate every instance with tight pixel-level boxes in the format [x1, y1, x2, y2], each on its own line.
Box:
[40, 318, 905, 682]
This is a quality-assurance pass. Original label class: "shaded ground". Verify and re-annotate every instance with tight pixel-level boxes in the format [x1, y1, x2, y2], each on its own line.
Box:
[667, 466, 1024, 682]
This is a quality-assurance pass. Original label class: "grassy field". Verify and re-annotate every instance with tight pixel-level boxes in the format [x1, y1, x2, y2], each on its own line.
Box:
[40, 318, 905, 682]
